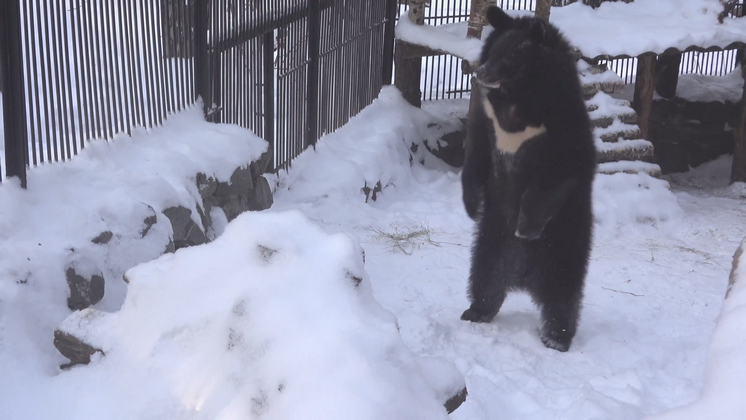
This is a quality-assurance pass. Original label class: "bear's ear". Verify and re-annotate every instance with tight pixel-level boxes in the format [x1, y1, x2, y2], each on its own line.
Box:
[486, 6, 513, 30]
[529, 19, 547, 44]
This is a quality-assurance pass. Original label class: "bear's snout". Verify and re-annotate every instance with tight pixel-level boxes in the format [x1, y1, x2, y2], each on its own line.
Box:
[474, 65, 501, 89]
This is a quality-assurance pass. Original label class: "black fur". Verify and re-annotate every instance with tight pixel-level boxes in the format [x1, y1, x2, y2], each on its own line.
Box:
[461, 7, 596, 352]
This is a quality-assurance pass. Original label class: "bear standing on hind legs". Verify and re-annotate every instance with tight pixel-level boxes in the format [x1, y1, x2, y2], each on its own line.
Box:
[460, 6, 596, 352]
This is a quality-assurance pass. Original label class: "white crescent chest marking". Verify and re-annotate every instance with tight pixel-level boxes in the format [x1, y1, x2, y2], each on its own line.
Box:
[481, 97, 546, 153]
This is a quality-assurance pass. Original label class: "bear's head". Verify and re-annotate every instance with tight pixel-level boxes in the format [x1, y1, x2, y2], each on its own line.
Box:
[475, 7, 565, 93]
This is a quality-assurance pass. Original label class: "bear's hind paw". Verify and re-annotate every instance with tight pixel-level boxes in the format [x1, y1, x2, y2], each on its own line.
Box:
[540, 333, 571, 352]
[461, 308, 495, 323]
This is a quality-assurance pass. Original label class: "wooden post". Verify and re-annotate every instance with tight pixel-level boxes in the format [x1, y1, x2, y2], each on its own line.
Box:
[632, 54, 657, 140]
[535, 0, 552, 21]
[467, 0, 491, 39]
[394, 0, 427, 107]
[731, 59, 746, 184]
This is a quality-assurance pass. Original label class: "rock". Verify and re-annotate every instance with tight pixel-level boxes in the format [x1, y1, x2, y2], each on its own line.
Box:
[361, 181, 383, 203]
[91, 231, 113, 245]
[215, 165, 254, 197]
[164, 239, 176, 254]
[217, 195, 250, 222]
[727, 239, 744, 299]
[66, 258, 105, 310]
[53, 329, 103, 369]
[445, 387, 468, 414]
[345, 270, 363, 287]
[196, 172, 218, 199]
[140, 206, 158, 238]
[649, 98, 737, 174]
[426, 121, 466, 167]
[162, 206, 208, 250]
[250, 150, 273, 180]
[248, 175, 273, 211]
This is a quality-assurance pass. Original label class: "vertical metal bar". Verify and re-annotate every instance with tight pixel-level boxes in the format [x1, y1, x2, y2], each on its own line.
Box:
[39, 2, 57, 160]
[1, 0, 28, 186]
[263, 31, 275, 171]
[22, 0, 39, 165]
[162, 0, 176, 114]
[100, 0, 121, 137]
[194, 0, 210, 118]
[113, 0, 133, 135]
[60, 0, 80, 153]
[50, 2, 70, 160]
[92, 1, 114, 139]
[306, 0, 320, 148]
[125, 0, 146, 128]
[83, 0, 103, 138]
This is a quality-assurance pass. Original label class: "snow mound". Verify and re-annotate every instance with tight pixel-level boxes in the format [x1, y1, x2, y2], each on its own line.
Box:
[57, 210, 464, 419]
[593, 172, 684, 238]
[271, 86, 461, 213]
[647, 237, 746, 420]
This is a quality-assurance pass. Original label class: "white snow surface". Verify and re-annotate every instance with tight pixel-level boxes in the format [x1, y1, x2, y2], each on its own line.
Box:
[1, 86, 745, 419]
[396, 15, 484, 63]
[397, 0, 746, 61]
[55, 211, 464, 420]
[552, 0, 746, 58]
[674, 67, 745, 103]
[648, 235, 746, 420]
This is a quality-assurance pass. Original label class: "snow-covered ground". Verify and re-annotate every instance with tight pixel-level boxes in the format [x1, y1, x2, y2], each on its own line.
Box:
[1, 84, 745, 418]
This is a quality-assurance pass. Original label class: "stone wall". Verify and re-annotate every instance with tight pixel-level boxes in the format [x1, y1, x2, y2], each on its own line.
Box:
[63, 152, 274, 313]
[649, 98, 740, 174]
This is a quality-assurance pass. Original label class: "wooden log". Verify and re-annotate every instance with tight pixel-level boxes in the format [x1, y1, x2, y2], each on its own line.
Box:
[467, 0, 491, 39]
[731, 59, 746, 184]
[394, 41, 423, 107]
[394, 0, 427, 107]
[535, 0, 552, 21]
[632, 54, 657, 140]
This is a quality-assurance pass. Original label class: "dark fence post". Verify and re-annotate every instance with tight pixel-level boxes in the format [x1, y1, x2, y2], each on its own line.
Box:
[263, 32, 275, 170]
[0, 0, 28, 187]
[306, 0, 320, 148]
[382, 0, 397, 85]
[194, 0, 211, 120]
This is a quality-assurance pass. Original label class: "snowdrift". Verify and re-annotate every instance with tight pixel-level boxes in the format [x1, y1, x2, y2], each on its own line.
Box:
[55, 211, 464, 419]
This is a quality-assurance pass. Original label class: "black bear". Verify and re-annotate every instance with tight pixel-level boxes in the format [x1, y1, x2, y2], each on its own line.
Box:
[460, 6, 596, 352]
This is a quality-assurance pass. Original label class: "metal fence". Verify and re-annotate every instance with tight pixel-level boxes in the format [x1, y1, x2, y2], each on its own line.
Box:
[407, 0, 744, 100]
[1, 0, 397, 186]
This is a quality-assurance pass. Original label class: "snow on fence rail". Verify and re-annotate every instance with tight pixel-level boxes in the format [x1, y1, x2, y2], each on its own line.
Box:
[0, 0, 398, 186]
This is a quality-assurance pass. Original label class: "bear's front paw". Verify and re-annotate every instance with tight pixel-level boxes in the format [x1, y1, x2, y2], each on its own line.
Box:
[515, 214, 545, 240]
[463, 188, 484, 221]
[461, 308, 494, 323]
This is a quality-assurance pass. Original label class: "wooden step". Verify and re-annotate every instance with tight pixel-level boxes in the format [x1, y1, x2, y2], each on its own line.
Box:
[595, 120, 641, 142]
[597, 160, 662, 178]
[587, 92, 638, 128]
[597, 139, 655, 164]
[579, 63, 626, 99]
[590, 112, 638, 129]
